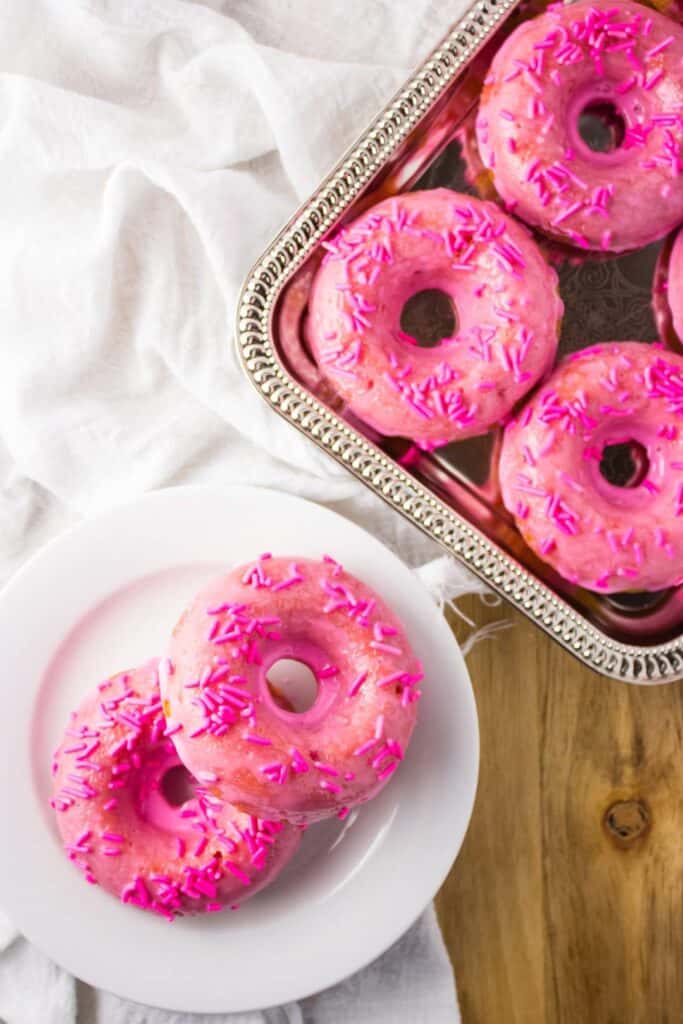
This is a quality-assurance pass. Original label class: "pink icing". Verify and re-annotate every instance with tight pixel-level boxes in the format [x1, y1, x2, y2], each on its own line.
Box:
[163, 557, 422, 824]
[666, 224, 683, 340]
[476, 0, 683, 252]
[499, 341, 683, 593]
[51, 659, 300, 919]
[307, 189, 562, 449]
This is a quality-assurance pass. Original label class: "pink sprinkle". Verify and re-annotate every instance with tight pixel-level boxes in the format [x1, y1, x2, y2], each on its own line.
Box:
[370, 641, 402, 656]
[225, 862, 252, 887]
[348, 671, 368, 698]
[377, 671, 406, 688]
[272, 572, 303, 592]
[551, 200, 583, 227]
[522, 445, 536, 467]
[372, 744, 393, 770]
[354, 737, 379, 757]
[323, 554, 343, 576]
[206, 601, 237, 616]
[337, 806, 350, 820]
[377, 761, 399, 782]
[290, 748, 309, 774]
[320, 780, 342, 794]
[245, 734, 272, 747]
[644, 68, 664, 91]
[64, 743, 86, 755]
[606, 530, 621, 554]
[103, 798, 118, 812]
[647, 35, 673, 58]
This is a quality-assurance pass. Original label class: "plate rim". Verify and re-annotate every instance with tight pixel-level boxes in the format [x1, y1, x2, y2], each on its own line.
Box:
[0, 484, 479, 1012]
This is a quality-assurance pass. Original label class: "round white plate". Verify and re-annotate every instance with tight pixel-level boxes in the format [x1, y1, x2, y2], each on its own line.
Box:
[0, 485, 478, 1014]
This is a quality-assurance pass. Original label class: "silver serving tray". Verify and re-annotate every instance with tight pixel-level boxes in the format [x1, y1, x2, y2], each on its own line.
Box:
[237, 0, 683, 684]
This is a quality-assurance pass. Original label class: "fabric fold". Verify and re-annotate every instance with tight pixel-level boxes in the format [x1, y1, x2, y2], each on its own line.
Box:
[0, 1, 477, 1020]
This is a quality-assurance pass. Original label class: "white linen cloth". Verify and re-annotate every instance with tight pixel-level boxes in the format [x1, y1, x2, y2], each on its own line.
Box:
[0, 1, 486, 1020]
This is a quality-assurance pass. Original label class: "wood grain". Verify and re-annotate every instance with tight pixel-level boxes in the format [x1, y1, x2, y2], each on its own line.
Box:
[435, 596, 683, 1024]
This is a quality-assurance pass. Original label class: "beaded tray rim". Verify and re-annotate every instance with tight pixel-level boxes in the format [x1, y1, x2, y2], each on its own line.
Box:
[236, 0, 683, 684]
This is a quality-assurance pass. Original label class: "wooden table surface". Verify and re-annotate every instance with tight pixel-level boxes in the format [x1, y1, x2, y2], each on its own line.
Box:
[435, 596, 683, 1024]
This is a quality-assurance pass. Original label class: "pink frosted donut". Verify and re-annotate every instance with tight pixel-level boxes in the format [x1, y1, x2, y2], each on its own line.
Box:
[500, 341, 683, 593]
[162, 556, 422, 824]
[476, 0, 683, 252]
[307, 189, 562, 449]
[52, 660, 300, 919]
[661, 224, 683, 341]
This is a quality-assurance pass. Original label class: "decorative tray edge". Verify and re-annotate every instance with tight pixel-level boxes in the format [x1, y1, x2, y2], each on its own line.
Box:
[236, 0, 683, 684]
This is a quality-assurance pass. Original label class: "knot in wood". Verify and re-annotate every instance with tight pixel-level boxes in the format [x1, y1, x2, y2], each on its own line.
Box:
[603, 799, 650, 847]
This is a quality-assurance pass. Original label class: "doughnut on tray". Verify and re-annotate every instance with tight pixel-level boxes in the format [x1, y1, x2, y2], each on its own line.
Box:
[237, 0, 683, 683]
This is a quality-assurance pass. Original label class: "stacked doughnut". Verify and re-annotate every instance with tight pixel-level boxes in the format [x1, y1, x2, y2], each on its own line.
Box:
[52, 556, 422, 918]
[304, 0, 683, 595]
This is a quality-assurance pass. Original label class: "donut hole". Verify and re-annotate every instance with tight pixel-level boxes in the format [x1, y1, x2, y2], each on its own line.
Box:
[160, 764, 197, 807]
[266, 659, 319, 714]
[599, 440, 649, 489]
[400, 289, 457, 348]
[577, 100, 626, 155]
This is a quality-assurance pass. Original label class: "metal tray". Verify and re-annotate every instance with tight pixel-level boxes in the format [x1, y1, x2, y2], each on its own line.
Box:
[237, 0, 683, 684]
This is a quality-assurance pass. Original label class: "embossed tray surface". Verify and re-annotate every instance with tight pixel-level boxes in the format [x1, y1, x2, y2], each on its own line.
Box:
[237, 0, 683, 683]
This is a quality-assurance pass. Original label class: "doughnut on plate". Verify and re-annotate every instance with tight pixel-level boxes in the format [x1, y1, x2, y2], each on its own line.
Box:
[0, 485, 477, 1013]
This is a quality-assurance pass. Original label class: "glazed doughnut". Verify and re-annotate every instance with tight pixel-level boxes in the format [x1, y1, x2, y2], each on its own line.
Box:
[476, 0, 683, 252]
[162, 556, 422, 824]
[656, 224, 683, 342]
[500, 342, 683, 593]
[307, 189, 562, 449]
[52, 660, 300, 919]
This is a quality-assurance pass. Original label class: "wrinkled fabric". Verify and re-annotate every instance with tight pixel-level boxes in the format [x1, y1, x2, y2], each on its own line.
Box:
[0, 1, 477, 1020]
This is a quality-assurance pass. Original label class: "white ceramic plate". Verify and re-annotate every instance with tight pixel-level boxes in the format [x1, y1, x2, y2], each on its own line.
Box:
[0, 485, 478, 1014]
